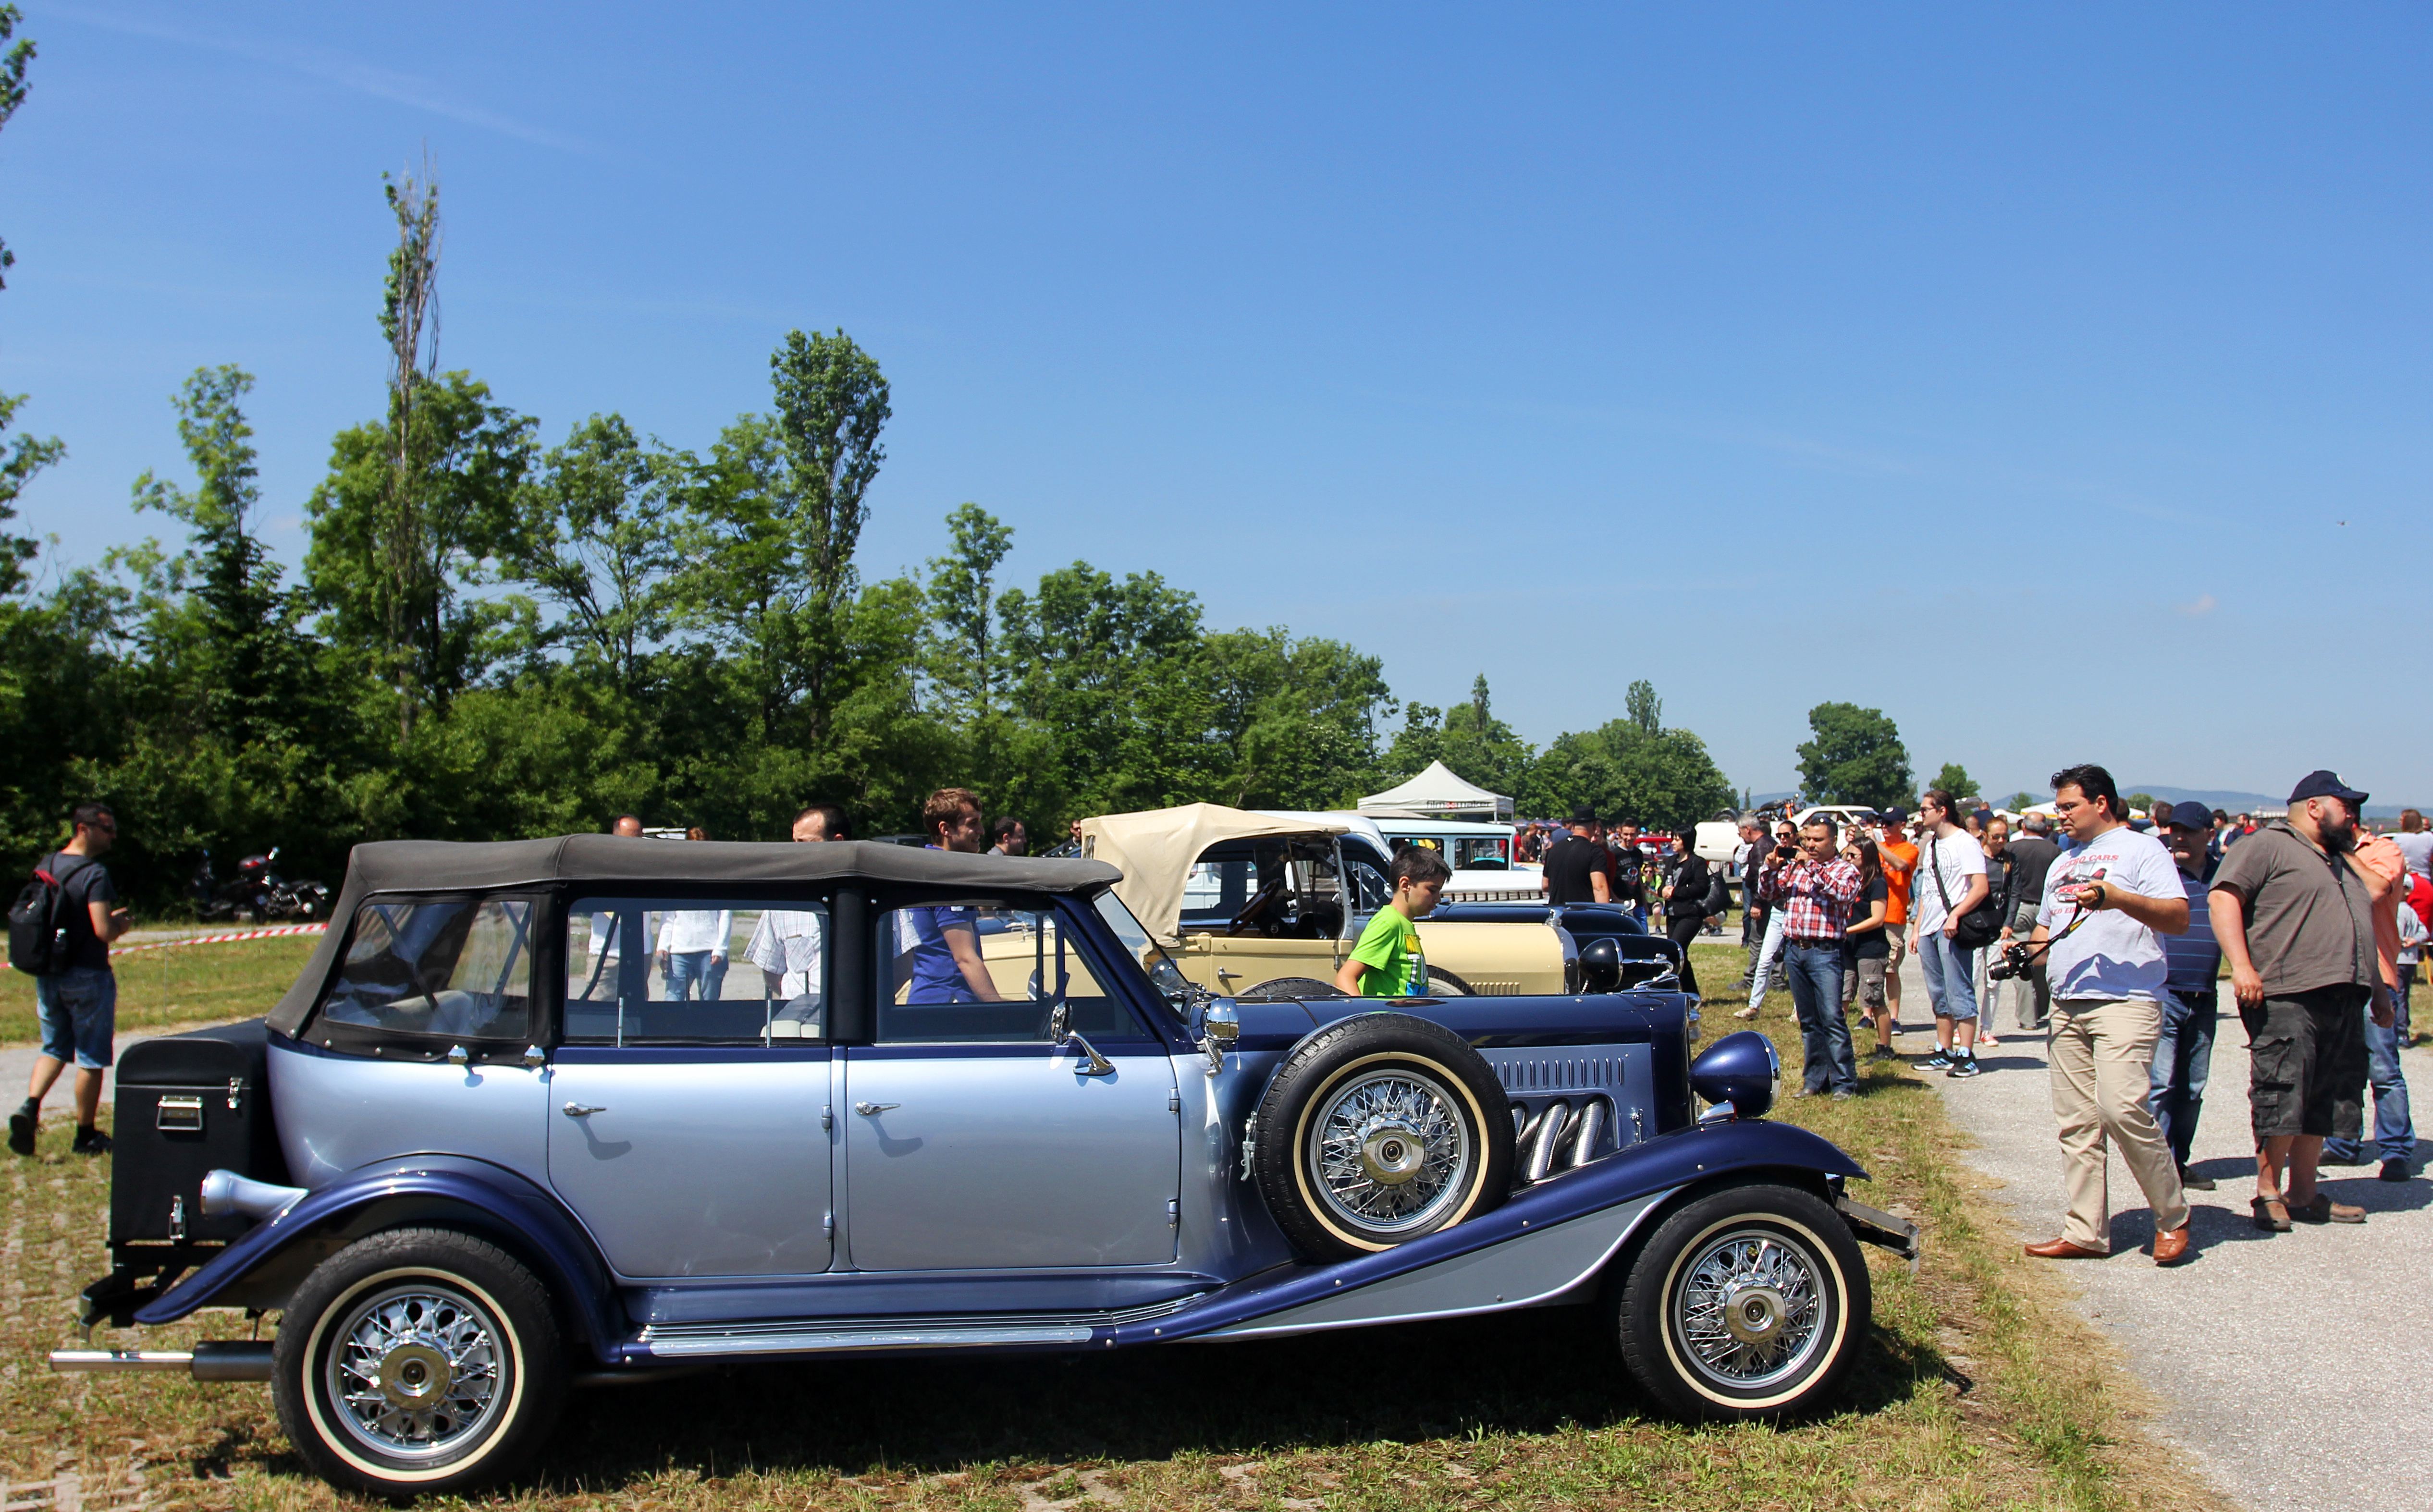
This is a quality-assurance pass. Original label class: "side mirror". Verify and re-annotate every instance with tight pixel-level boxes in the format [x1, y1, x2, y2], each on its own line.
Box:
[1199, 1001, 1240, 1073]
[1047, 1001, 1070, 1043]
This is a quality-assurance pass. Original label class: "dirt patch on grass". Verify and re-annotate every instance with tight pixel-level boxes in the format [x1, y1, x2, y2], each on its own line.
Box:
[0, 943, 2240, 1509]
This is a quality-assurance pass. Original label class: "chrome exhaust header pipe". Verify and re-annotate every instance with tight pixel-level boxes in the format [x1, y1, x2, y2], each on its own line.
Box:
[1523, 1100, 1571, 1183]
[1566, 1099, 1607, 1169]
[198, 1169, 306, 1222]
[49, 1341, 273, 1380]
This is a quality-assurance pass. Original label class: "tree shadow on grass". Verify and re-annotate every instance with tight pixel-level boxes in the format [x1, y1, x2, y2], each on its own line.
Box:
[523, 1296, 1955, 1492]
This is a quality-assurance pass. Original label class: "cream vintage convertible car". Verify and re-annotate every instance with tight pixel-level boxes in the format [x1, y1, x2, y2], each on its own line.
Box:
[1075, 805, 1671, 1000]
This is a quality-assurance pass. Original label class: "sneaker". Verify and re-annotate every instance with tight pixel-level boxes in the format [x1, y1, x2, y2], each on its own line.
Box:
[1831, 1088, 1857, 1101]
[7, 1099, 35, 1157]
[2381, 1159, 2413, 1183]
[70, 1127, 111, 1157]
[1945, 1056, 1984, 1079]
[1977, 1033, 2001, 1049]
[2178, 1166, 2216, 1191]
[1917, 1050, 1954, 1071]
[1869, 1045, 1899, 1062]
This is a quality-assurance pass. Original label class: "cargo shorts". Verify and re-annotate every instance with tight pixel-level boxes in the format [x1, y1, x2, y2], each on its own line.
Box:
[2241, 983, 2368, 1141]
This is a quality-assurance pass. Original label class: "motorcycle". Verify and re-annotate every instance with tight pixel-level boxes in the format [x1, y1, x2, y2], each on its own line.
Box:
[190, 846, 332, 925]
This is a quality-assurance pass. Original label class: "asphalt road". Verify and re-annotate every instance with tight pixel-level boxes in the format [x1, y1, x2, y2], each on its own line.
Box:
[1899, 951, 2433, 1512]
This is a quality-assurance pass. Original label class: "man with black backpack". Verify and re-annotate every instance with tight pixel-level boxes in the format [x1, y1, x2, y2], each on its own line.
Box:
[10, 803, 130, 1157]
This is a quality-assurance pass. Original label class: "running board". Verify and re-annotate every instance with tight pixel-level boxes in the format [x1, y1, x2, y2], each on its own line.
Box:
[634, 1298, 1198, 1359]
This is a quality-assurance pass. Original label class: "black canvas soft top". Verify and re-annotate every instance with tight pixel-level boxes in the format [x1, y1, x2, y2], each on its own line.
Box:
[264, 836, 1122, 1036]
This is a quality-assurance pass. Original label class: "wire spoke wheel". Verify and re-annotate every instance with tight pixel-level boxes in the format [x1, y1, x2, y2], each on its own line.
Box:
[1669, 1229, 1825, 1390]
[325, 1282, 506, 1461]
[1308, 1068, 1473, 1234]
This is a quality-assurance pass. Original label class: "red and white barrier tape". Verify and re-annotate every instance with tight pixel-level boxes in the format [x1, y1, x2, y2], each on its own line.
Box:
[111, 922, 327, 956]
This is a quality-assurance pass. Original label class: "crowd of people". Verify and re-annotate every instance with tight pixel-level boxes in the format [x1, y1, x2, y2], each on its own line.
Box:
[1717, 766, 2424, 1268]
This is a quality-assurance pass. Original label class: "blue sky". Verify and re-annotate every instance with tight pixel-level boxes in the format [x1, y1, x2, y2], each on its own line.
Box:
[6, 4, 2427, 804]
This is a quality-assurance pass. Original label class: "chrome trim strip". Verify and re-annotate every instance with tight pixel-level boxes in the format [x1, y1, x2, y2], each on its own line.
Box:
[638, 1296, 1198, 1357]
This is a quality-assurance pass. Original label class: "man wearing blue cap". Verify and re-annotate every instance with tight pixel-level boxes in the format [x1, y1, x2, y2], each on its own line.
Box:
[2210, 770, 2388, 1230]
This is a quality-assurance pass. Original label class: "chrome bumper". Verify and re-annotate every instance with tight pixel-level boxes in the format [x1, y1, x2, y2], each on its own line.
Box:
[48, 1340, 272, 1381]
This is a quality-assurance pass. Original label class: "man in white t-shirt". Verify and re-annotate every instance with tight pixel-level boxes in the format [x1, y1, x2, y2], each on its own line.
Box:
[1908, 789, 1991, 1078]
[742, 803, 842, 1027]
[2021, 763, 2193, 1267]
[2394, 809, 2433, 880]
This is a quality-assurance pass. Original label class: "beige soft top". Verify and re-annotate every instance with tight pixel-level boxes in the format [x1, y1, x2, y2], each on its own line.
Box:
[1081, 803, 1347, 942]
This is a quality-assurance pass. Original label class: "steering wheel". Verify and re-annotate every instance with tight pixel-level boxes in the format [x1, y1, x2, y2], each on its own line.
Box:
[1227, 876, 1290, 936]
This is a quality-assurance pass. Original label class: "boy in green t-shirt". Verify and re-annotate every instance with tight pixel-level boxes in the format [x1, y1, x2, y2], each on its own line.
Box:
[1334, 846, 1453, 997]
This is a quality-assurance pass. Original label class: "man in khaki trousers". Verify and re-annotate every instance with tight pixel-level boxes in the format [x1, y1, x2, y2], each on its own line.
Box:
[2020, 764, 2196, 1266]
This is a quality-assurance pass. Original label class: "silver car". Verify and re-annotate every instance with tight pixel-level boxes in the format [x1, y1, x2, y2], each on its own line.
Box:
[55, 837, 1915, 1498]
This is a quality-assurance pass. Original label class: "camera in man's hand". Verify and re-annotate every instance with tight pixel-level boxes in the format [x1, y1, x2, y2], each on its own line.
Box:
[1986, 940, 2037, 982]
[1772, 844, 1799, 864]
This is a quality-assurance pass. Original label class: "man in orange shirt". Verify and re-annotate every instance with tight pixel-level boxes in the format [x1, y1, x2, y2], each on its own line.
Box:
[1876, 808, 1919, 1032]
[2321, 824, 2415, 1179]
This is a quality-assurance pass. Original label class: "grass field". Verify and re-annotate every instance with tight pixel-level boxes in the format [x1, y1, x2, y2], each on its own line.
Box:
[0, 937, 2233, 1511]
[0, 933, 321, 1047]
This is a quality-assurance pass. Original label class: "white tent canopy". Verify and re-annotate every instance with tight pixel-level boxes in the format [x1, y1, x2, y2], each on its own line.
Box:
[1356, 760, 1512, 822]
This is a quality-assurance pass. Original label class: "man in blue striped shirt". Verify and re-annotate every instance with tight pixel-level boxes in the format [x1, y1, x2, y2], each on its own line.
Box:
[2154, 802, 2222, 1190]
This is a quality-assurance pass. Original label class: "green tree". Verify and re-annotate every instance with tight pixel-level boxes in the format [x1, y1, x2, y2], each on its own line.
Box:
[2126, 792, 2157, 817]
[1927, 762, 1974, 801]
[1201, 628, 1390, 810]
[2005, 790, 2035, 811]
[512, 413, 685, 699]
[924, 502, 1014, 728]
[769, 328, 890, 744]
[304, 372, 536, 722]
[128, 366, 319, 751]
[0, 9, 60, 595]
[1794, 702, 1912, 811]
[1625, 678, 1661, 734]
[1524, 720, 1734, 832]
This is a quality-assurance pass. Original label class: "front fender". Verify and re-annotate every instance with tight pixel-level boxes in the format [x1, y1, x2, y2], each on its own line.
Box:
[1118, 1116, 1868, 1343]
[135, 1154, 624, 1364]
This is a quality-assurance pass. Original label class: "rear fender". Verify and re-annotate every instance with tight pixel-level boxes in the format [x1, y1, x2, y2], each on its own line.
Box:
[133, 1155, 623, 1364]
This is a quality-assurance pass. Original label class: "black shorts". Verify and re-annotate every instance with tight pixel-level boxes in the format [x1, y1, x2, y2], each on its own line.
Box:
[2240, 984, 2369, 1141]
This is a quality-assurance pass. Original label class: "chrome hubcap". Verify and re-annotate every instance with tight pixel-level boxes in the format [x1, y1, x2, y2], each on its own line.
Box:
[327, 1284, 504, 1460]
[1674, 1231, 1824, 1388]
[1311, 1069, 1472, 1234]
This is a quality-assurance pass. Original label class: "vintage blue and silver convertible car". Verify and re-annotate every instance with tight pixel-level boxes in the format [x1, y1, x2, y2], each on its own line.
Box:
[52, 837, 1917, 1498]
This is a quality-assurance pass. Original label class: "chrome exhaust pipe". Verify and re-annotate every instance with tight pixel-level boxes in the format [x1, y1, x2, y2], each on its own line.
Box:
[1566, 1099, 1607, 1169]
[198, 1169, 306, 1222]
[49, 1340, 273, 1381]
[1524, 1100, 1571, 1183]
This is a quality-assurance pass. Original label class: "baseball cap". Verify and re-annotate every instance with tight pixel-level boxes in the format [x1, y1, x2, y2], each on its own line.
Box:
[2167, 800, 2214, 830]
[2288, 770, 2369, 808]
[1878, 806, 1908, 824]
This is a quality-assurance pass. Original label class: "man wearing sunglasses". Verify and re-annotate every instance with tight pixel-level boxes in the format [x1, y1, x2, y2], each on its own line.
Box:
[12, 803, 133, 1158]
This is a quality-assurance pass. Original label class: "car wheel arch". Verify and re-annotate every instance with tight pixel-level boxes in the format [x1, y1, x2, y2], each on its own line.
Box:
[1596, 1165, 1844, 1299]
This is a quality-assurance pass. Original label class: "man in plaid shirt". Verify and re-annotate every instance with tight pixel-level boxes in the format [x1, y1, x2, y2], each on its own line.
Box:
[1759, 818, 1865, 1097]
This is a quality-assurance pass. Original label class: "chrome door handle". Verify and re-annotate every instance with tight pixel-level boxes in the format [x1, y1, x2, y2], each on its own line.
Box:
[561, 1103, 605, 1117]
[854, 1101, 898, 1116]
[1215, 968, 1242, 982]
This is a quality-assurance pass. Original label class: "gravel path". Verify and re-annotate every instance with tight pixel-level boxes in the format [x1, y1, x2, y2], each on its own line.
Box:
[1891, 951, 2432, 1512]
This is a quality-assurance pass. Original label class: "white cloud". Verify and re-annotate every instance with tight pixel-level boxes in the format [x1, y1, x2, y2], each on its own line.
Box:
[2176, 593, 2217, 617]
[53, 4, 595, 155]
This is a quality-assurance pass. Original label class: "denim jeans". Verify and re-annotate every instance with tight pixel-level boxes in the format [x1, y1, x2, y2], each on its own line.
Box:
[34, 965, 117, 1069]
[1916, 929, 1979, 1023]
[2322, 982, 2415, 1164]
[1785, 940, 1858, 1094]
[662, 951, 728, 1001]
[2148, 986, 2215, 1169]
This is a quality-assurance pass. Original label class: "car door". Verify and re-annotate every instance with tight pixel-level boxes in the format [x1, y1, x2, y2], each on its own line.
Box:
[545, 894, 836, 1280]
[843, 899, 1179, 1270]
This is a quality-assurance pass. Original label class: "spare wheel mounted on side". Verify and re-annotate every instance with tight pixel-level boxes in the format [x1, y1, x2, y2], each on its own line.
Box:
[1251, 1012, 1514, 1261]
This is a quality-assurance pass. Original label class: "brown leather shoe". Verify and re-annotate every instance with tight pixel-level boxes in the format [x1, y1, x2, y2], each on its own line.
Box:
[2150, 1222, 2193, 1266]
[2023, 1237, 2106, 1259]
[2288, 1193, 2366, 1224]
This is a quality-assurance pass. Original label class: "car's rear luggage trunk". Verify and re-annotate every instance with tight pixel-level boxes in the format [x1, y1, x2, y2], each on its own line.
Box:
[110, 1018, 288, 1250]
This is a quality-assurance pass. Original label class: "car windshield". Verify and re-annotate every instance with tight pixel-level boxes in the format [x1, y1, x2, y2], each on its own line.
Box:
[1092, 888, 1193, 1018]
